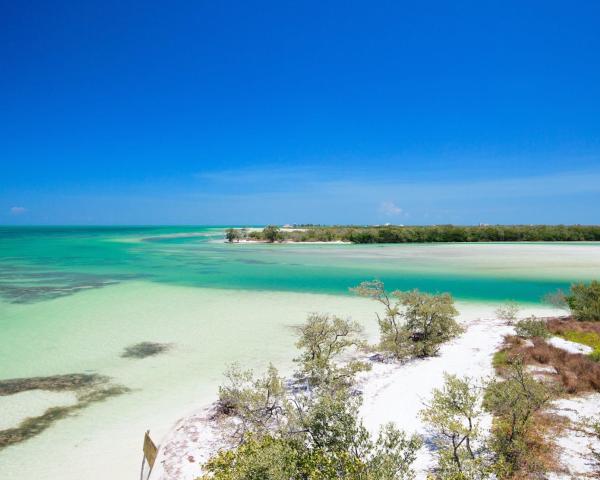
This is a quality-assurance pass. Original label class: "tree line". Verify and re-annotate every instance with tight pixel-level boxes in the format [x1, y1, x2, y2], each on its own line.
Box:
[226, 224, 600, 243]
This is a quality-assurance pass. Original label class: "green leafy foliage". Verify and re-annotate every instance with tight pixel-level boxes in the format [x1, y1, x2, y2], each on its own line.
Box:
[421, 374, 493, 479]
[494, 302, 520, 325]
[202, 391, 422, 480]
[294, 313, 370, 388]
[514, 317, 550, 339]
[262, 225, 282, 242]
[566, 280, 600, 322]
[483, 361, 553, 477]
[217, 363, 287, 442]
[352, 281, 462, 359]
[225, 228, 241, 243]
[227, 225, 600, 244]
[205, 311, 422, 479]
[492, 350, 509, 370]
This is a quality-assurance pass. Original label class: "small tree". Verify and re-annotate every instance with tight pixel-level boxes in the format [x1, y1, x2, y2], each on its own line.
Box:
[263, 225, 282, 243]
[294, 313, 369, 389]
[225, 228, 241, 243]
[542, 288, 569, 311]
[484, 360, 553, 476]
[494, 302, 520, 325]
[566, 280, 600, 322]
[421, 374, 491, 479]
[217, 363, 287, 443]
[351, 280, 411, 359]
[400, 289, 462, 357]
[352, 280, 462, 359]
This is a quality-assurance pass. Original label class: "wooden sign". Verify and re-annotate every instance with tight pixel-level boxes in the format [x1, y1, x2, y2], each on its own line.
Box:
[143, 430, 158, 468]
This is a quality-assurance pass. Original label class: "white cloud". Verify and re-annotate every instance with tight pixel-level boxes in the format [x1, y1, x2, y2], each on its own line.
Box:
[379, 201, 403, 216]
[10, 206, 27, 215]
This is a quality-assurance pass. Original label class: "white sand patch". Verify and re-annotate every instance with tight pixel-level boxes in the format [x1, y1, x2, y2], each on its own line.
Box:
[548, 393, 600, 479]
[0, 389, 79, 430]
[357, 305, 518, 478]
[548, 336, 593, 355]
[149, 406, 227, 480]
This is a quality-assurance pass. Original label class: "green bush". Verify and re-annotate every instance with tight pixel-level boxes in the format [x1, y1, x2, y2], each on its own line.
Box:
[492, 350, 510, 369]
[566, 281, 600, 322]
[420, 374, 494, 479]
[294, 313, 370, 388]
[202, 391, 422, 480]
[351, 281, 462, 359]
[514, 317, 550, 339]
[262, 225, 282, 242]
[494, 302, 520, 324]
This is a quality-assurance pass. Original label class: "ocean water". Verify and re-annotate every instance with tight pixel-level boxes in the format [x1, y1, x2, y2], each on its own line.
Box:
[1, 226, 599, 479]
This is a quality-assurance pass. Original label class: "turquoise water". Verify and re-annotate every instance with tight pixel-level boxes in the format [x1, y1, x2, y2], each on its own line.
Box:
[1, 226, 597, 304]
[1, 226, 599, 480]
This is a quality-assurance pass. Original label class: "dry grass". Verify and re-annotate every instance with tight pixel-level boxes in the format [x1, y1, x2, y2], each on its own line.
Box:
[495, 334, 600, 394]
[547, 317, 600, 336]
[490, 318, 600, 478]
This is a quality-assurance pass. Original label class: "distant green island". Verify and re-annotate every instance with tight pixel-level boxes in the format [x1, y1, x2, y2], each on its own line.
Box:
[226, 224, 600, 244]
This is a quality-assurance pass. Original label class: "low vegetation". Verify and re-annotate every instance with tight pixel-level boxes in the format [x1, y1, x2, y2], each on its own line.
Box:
[484, 361, 555, 478]
[514, 316, 550, 339]
[484, 312, 600, 478]
[543, 281, 600, 322]
[208, 310, 422, 479]
[494, 302, 520, 324]
[547, 318, 600, 362]
[421, 374, 491, 479]
[293, 313, 370, 388]
[227, 224, 600, 244]
[352, 280, 462, 359]
[496, 334, 600, 393]
[566, 280, 600, 322]
[421, 362, 557, 479]
[201, 281, 600, 479]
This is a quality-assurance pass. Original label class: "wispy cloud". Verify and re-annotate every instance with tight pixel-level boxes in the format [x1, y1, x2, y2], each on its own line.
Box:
[10, 206, 27, 215]
[192, 164, 600, 200]
[379, 201, 403, 216]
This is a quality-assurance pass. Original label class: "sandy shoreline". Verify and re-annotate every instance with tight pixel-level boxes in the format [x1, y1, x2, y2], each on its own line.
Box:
[149, 303, 569, 480]
[224, 239, 352, 244]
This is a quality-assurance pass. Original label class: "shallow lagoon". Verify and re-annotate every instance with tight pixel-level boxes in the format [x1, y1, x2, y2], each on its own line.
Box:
[1, 227, 599, 479]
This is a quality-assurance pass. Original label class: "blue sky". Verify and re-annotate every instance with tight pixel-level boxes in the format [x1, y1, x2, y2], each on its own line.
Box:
[1, 1, 599, 225]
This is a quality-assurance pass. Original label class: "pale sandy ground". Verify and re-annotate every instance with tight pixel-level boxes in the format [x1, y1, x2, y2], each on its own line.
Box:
[548, 393, 600, 480]
[150, 303, 600, 480]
